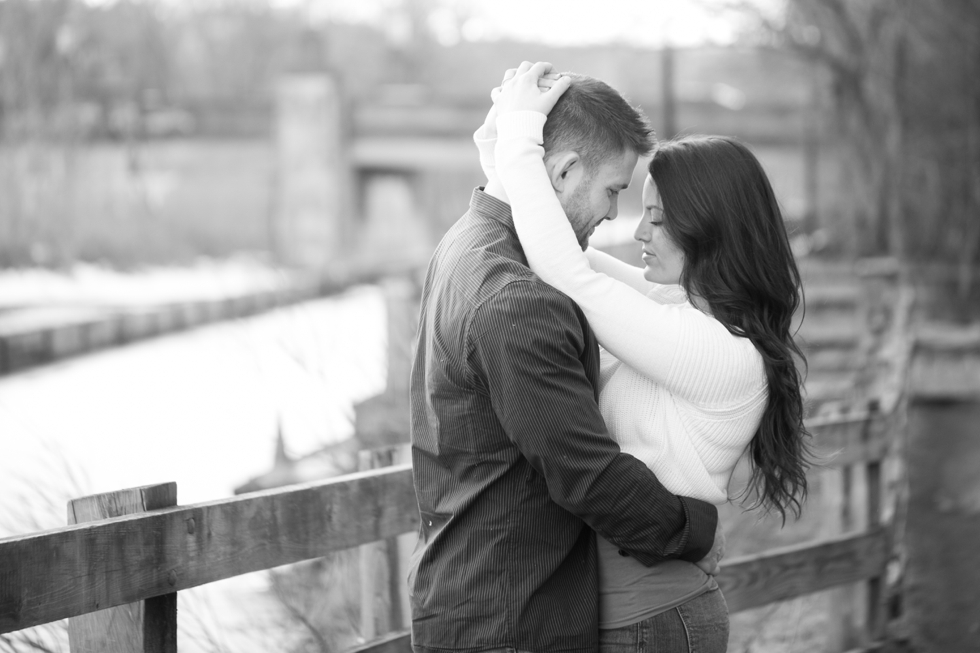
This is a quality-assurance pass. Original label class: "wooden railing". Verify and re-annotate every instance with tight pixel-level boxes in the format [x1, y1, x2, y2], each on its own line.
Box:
[0, 469, 418, 651]
[0, 398, 909, 652]
[0, 398, 914, 650]
[0, 263, 914, 653]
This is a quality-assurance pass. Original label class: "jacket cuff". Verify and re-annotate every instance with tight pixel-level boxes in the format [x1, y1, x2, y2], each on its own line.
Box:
[677, 497, 719, 563]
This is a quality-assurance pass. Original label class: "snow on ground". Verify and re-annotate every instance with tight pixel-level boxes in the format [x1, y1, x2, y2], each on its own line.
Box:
[0, 284, 385, 522]
[0, 256, 292, 310]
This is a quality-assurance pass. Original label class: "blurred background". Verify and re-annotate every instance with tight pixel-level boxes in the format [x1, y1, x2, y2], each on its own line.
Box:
[1, 0, 978, 652]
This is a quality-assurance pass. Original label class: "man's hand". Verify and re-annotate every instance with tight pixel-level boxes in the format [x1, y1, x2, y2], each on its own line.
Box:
[491, 61, 571, 118]
[694, 518, 725, 576]
[481, 65, 563, 139]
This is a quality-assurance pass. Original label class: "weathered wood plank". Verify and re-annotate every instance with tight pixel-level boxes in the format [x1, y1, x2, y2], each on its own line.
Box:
[866, 459, 886, 642]
[0, 465, 418, 634]
[808, 409, 893, 467]
[357, 444, 413, 639]
[821, 465, 854, 651]
[795, 328, 860, 351]
[718, 528, 889, 613]
[68, 484, 177, 524]
[68, 483, 178, 653]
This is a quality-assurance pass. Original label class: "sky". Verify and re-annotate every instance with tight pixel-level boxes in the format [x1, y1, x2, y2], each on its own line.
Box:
[80, 0, 785, 47]
[270, 0, 785, 48]
[76, 0, 787, 48]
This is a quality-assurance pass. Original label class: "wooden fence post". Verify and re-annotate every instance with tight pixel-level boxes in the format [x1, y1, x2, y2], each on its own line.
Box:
[821, 463, 856, 652]
[866, 427, 886, 642]
[847, 259, 911, 649]
[353, 276, 419, 449]
[819, 259, 903, 651]
[67, 483, 178, 653]
[854, 257, 902, 395]
[358, 445, 412, 640]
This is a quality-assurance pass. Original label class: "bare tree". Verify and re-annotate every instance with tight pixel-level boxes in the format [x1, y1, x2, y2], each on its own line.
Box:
[731, 0, 980, 302]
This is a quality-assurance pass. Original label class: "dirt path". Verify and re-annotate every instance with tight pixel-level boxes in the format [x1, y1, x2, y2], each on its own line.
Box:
[904, 400, 980, 651]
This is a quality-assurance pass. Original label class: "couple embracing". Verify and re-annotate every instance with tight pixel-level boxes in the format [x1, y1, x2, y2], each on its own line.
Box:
[408, 62, 810, 653]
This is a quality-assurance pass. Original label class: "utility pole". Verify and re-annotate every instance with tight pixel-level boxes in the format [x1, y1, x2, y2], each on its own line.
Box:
[803, 62, 821, 232]
[661, 43, 676, 141]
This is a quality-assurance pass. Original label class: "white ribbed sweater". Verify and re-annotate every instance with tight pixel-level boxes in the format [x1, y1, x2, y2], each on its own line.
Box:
[480, 112, 768, 505]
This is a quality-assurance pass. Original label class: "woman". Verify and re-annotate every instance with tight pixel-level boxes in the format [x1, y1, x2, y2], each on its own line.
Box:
[477, 63, 810, 652]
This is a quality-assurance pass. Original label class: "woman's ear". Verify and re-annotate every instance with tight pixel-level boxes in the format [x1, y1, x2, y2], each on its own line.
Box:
[544, 151, 582, 194]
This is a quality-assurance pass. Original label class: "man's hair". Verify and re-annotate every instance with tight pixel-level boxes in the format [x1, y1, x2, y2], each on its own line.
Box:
[543, 73, 655, 170]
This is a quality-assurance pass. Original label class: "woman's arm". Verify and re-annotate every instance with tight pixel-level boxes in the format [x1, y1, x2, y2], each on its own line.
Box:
[585, 248, 654, 294]
[494, 112, 739, 392]
[475, 69, 561, 196]
[480, 118, 653, 296]
[474, 120, 498, 187]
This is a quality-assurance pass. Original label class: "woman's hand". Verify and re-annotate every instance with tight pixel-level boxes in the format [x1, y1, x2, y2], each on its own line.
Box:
[481, 64, 564, 139]
[491, 61, 571, 118]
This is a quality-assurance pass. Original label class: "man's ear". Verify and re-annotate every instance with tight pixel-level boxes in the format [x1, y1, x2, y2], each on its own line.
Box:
[544, 151, 582, 194]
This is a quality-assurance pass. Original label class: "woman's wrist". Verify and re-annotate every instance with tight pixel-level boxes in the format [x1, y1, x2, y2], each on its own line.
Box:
[474, 124, 497, 171]
[495, 111, 546, 143]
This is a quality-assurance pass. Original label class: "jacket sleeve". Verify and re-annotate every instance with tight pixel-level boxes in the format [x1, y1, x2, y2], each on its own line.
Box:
[469, 280, 717, 565]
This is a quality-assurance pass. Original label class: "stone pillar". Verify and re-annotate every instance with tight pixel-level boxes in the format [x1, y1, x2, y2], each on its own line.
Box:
[274, 74, 349, 274]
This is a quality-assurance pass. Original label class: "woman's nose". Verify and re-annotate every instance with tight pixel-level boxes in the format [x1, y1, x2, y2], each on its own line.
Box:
[634, 220, 650, 242]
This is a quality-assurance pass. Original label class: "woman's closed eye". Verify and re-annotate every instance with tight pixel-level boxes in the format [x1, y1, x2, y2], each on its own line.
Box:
[645, 204, 666, 225]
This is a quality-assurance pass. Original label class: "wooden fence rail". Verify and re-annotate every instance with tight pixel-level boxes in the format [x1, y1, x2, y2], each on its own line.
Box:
[0, 398, 905, 652]
[0, 466, 417, 635]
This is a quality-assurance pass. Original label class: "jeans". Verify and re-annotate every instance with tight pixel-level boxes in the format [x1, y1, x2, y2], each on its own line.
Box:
[413, 649, 536, 653]
[598, 588, 729, 653]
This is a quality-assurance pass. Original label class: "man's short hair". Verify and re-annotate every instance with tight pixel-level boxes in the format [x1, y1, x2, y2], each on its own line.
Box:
[543, 74, 655, 170]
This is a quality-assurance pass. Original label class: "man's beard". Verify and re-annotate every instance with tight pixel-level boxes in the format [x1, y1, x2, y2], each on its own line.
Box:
[563, 180, 594, 251]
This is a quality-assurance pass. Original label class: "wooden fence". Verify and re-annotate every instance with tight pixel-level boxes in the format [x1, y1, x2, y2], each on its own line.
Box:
[0, 263, 914, 653]
[0, 401, 909, 653]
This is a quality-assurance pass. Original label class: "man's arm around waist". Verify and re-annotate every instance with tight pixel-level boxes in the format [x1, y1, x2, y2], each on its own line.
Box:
[470, 280, 717, 565]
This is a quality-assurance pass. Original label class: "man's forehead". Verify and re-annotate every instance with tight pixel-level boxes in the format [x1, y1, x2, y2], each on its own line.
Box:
[598, 149, 639, 186]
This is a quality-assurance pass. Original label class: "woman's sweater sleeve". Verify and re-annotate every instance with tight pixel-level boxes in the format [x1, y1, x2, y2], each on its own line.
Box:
[495, 112, 751, 400]
[585, 247, 654, 294]
[474, 123, 498, 186]
[479, 122, 651, 295]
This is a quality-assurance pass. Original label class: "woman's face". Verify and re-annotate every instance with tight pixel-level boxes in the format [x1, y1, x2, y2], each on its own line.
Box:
[634, 175, 685, 285]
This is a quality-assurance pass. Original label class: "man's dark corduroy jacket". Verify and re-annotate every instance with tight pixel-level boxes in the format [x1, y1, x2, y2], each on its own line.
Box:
[409, 189, 718, 653]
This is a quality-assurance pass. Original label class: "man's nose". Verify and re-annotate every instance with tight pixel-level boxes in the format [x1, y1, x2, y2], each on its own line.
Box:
[608, 198, 619, 220]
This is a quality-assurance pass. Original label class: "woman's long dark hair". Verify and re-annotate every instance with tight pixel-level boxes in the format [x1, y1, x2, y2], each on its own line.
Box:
[649, 135, 810, 522]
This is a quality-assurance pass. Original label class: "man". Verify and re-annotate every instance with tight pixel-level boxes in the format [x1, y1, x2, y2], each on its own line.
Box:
[409, 62, 722, 653]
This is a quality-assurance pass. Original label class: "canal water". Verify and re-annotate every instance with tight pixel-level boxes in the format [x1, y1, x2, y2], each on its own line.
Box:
[0, 285, 388, 652]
